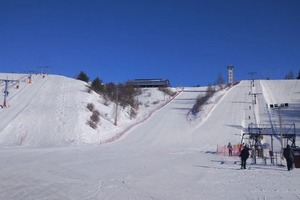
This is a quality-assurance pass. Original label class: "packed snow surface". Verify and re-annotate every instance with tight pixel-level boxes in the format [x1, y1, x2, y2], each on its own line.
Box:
[0, 73, 299, 200]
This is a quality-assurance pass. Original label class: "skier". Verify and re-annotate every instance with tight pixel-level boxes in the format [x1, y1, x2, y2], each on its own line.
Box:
[239, 145, 249, 169]
[283, 144, 294, 171]
[227, 142, 233, 156]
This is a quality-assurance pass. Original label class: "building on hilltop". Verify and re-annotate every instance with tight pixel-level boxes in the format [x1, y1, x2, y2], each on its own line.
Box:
[126, 79, 170, 88]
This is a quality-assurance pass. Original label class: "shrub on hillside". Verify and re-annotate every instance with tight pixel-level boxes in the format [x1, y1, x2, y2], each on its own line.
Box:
[90, 110, 100, 124]
[152, 100, 160, 105]
[191, 85, 216, 115]
[129, 107, 138, 119]
[87, 120, 98, 129]
[87, 103, 95, 112]
[86, 103, 100, 129]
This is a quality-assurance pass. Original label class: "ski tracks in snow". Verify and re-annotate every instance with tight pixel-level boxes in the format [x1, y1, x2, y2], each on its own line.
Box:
[55, 78, 68, 133]
[208, 156, 300, 200]
[83, 178, 159, 200]
[52, 77, 80, 144]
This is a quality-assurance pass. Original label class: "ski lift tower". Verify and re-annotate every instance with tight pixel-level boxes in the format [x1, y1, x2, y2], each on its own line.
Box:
[39, 66, 50, 76]
[27, 70, 36, 84]
[249, 92, 262, 105]
[1, 79, 20, 107]
[227, 65, 234, 86]
[248, 72, 257, 87]
[28, 72, 32, 84]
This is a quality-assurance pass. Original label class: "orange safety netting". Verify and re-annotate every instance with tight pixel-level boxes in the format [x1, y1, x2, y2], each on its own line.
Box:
[216, 144, 242, 156]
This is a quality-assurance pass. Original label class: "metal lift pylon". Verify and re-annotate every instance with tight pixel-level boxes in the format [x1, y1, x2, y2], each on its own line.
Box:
[1, 79, 20, 107]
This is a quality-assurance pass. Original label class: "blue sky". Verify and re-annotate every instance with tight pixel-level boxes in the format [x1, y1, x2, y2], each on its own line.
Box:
[1, 0, 299, 86]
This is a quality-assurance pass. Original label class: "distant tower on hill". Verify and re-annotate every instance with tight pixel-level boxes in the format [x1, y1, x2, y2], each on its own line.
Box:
[227, 65, 234, 85]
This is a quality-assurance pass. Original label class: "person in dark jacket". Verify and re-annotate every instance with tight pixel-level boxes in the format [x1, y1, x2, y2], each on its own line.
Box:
[227, 142, 233, 156]
[283, 144, 294, 171]
[239, 145, 250, 169]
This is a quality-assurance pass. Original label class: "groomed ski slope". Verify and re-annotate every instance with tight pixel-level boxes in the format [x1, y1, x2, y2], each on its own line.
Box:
[0, 74, 85, 145]
[0, 74, 299, 200]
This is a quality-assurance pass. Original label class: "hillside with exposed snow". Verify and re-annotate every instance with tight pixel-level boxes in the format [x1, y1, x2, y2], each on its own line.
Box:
[0, 73, 299, 200]
[0, 73, 179, 146]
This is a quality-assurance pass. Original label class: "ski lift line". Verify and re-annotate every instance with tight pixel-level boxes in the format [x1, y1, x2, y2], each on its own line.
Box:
[0, 75, 27, 92]
[2, 75, 29, 95]
[1, 74, 46, 107]
[38, 66, 50, 74]
[254, 80, 270, 128]
[1, 75, 29, 94]
[5, 79, 30, 103]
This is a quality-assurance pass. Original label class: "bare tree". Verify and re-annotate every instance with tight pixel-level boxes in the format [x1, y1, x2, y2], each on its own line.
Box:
[216, 73, 225, 89]
[285, 71, 294, 79]
[216, 73, 225, 85]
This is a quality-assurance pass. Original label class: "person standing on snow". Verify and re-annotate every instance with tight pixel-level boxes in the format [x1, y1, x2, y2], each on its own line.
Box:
[227, 142, 233, 156]
[239, 145, 249, 169]
[283, 144, 294, 171]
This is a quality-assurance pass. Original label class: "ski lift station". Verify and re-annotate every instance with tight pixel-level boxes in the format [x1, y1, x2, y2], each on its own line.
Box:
[126, 78, 170, 88]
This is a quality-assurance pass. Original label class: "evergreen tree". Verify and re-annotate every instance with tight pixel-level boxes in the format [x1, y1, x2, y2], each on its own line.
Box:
[297, 70, 300, 79]
[77, 71, 89, 83]
[91, 77, 104, 94]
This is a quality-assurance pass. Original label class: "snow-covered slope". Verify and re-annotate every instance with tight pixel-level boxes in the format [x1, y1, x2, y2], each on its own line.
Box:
[0, 73, 178, 146]
[0, 74, 299, 200]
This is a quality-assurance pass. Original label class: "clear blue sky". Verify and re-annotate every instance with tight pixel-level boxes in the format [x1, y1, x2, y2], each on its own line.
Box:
[1, 0, 299, 86]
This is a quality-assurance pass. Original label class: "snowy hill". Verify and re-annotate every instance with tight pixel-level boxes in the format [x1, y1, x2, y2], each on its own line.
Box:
[0, 73, 178, 146]
[0, 73, 300, 200]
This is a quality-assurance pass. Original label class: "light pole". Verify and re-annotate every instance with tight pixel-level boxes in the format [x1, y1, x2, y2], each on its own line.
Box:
[248, 72, 257, 89]
[270, 103, 289, 152]
[278, 106, 283, 151]
[28, 71, 32, 84]
[114, 82, 119, 126]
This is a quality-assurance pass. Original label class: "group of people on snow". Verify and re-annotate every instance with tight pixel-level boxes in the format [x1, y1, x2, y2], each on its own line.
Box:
[226, 142, 295, 170]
